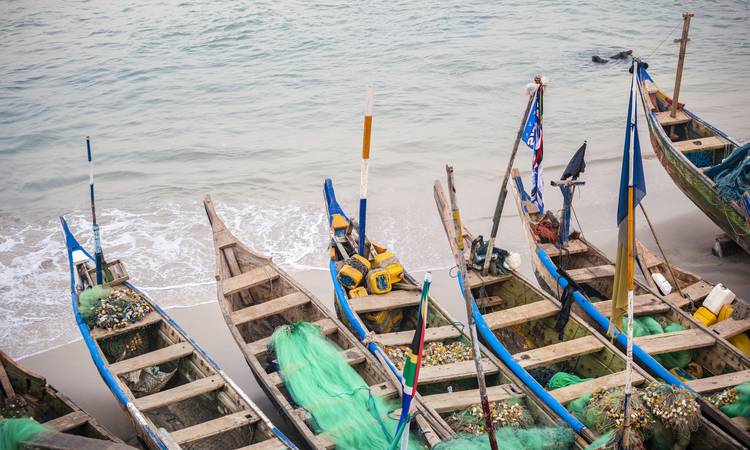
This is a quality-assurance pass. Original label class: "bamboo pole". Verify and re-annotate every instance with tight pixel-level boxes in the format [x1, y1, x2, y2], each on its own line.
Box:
[445, 166, 498, 450]
[358, 87, 374, 257]
[670, 12, 694, 118]
[638, 202, 686, 299]
[86, 137, 106, 285]
[481, 76, 541, 275]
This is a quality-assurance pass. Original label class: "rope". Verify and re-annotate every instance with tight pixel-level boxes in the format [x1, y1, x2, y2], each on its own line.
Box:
[646, 20, 683, 59]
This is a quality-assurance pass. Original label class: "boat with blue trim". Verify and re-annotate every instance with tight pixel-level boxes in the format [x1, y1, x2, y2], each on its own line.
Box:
[61, 216, 295, 450]
[323, 178, 588, 448]
[511, 167, 750, 446]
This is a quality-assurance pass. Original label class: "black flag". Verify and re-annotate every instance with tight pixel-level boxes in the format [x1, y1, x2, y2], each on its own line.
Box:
[561, 141, 587, 180]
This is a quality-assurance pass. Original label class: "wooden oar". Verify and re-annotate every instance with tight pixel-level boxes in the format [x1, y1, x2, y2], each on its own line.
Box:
[481, 77, 541, 275]
[442, 166, 498, 450]
[86, 137, 106, 285]
[358, 87, 374, 257]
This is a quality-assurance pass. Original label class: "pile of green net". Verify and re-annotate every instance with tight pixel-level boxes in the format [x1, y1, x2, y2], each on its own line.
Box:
[710, 382, 750, 417]
[434, 426, 575, 450]
[270, 322, 419, 449]
[623, 316, 692, 369]
[0, 418, 49, 450]
[79, 285, 111, 325]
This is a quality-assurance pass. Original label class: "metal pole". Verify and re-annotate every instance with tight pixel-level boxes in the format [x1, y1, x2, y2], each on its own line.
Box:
[445, 166, 498, 450]
[670, 12, 694, 118]
[482, 77, 541, 275]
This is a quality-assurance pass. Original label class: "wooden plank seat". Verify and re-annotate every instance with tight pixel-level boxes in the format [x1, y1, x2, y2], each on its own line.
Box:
[134, 374, 224, 411]
[230, 292, 310, 326]
[483, 301, 559, 330]
[666, 281, 713, 304]
[423, 384, 523, 413]
[91, 312, 162, 340]
[171, 409, 259, 445]
[514, 336, 605, 369]
[567, 265, 615, 283]
[246, 318, 337, 355]
[110, 343, 193, 375]
[417, 359, 498, 385]
[237, 438, 289, 450]
[710, 318, 750, 340]
[595, 294, 673, 317]
[674, 136, 728, 154]
[550, 371, 646, 404]
[43, 411, 89, 432]
[375, 325, 461, 347]
[222, 267, 279, 297]
[685, 369, 750, 393]
[540, 240, 589, 258]
[349, 290, 420, 314]
[468, 270, 513, 289]
[634, 328, 715, 355]
[268, 348, 366, 386]
[655, 110, 691, 127]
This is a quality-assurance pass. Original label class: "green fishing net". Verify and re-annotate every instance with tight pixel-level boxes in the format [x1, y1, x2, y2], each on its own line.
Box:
[547, 372, 592, 390]
[0, 418, 49, 450]
[622, 317, 691, 369]
[567, 392, 592, 424]
[78, 285, 112, 323]
[720, 382, 750, 417]
[270, 322, 421, 449]
[433, 426, 575, 450]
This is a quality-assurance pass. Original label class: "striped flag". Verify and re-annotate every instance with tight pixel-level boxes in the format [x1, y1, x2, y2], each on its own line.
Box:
[389, 272, 431, 450]
[610, 60, 646, 434]
[522, 86, 545, 211]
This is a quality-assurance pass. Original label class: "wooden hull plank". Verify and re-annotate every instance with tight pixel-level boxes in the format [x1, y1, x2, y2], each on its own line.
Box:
[246, 318, 337, 355]
[110, 343, 193, 375]
[230, 292, 309, 326]
[417, 359, 498, 385]
[634, 328, 715, 355]
[710, 318, 750, 340]
[550, 371, 645, 404]
[423, 384, 523, 413]
[483, 301, 559, 330]
[172, 410, 259, 445]
[375, 325, 461, 347]
[567, 265, 615, 283]
[540, 240, 589, 258]
[91, 312, 162, 340]
[685, 369, 750, 393]
[134, 374, 225, 411]
[514, 336, 605, 369]
[222, 267, 279, 297]
[43, 410, 90, 432]
[349, 290, 420, 313]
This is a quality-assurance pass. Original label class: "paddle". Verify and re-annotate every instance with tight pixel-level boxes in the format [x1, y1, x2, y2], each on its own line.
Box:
[481, 77, 542, 275]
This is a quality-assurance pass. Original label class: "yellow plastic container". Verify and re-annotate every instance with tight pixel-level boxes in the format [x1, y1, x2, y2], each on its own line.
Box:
[730, 334, 750, 356]
[718, 304, 734, 322]
[349, 287, 368, 298]
[331, 213, 349, 237]
[338, 254, 371, 289]
[693, 306, 718, 327]
[366, 268, 392, 295]
[374, 250, 404, 284]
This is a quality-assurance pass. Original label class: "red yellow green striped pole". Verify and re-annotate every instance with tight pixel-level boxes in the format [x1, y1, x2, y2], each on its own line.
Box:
[358, 87, 374, 256]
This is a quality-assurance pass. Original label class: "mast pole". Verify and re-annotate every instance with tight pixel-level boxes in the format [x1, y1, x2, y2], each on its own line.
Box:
[670, 12, 694, 118]
[481, 76, 541, 275]
[445, 166, 498, 450]
[358, 87, 374, 257]
[86, 137, 105, 285]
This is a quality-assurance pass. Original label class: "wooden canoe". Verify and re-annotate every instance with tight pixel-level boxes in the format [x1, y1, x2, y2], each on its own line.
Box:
[61, 217, 294, 450]
[637, 66, 750, 254]
[323, 178, 588, 448]
[432, 181, 738, 448]
[203, 195, 451, 449]
[511, 168, 750, 445]
[0, 349, 133, 449]
[634, 240, 750, 348]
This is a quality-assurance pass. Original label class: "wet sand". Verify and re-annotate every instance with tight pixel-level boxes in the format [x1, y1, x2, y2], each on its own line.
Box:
[19, 154, 750, 443]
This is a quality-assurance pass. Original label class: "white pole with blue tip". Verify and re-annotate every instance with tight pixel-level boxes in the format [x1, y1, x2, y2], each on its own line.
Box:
[358, 87, 374, 257]
[86, 136, 105, 285]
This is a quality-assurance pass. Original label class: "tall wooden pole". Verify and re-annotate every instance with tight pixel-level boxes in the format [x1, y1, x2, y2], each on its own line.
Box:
[670, 12, 694, 118]
[481, 76, 541, 275]
[445, 166, 498, 450]
[86, 137, 105, 285]
[358, 87, 374, 256]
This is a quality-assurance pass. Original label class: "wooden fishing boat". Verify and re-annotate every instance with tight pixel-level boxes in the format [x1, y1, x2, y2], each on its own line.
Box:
[203, 195, 451, 449]
[637, 66, 750, 253]
[511, 169, 750, 445]
[431, 182, 738, 448]
[323, 178, 588, 448]
[61, 217, 294, 450]
[0, 349, 127, 446]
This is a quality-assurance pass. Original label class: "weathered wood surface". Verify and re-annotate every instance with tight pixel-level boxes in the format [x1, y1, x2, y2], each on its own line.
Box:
[375, 325, 461, 347]
[634, 328, 715, 354]
[19, 432, 135, 450]
[171, 410, 259, 445]
[222, 267, 279, 297]
[349, 290, 420, 313]
[550, 371, 646, 404]
[417, 359, 498, 385]
[674, 136, 727, 153]
[91, 312, 162, 340]
[134, 374, 224, 411]
[540, 240, 589, 257]
[482, 301, 559, 329]
[685, 369, 750, 393]
[514, 336, 605, 369]
[110, 342, 192, 375]
[567, 265, 615, 283]
[710, 318, 750, 340]
[655, 110, 691, 126]
[424, 384, 523, 413]
[235, 438, 289, 450]
[230, 292, 309, 326]
[246, 318, 337, 355]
